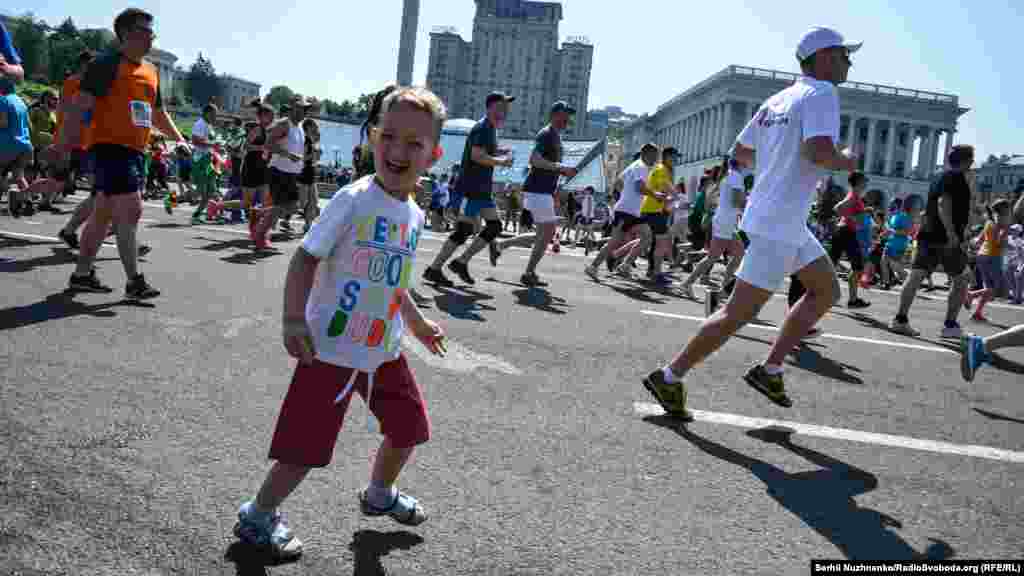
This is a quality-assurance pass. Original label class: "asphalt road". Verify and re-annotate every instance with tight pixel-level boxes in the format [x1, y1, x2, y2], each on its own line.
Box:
[2, 193, 1023, 575]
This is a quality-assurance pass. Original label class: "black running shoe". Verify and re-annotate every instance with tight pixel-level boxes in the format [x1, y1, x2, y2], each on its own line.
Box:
[489, 242, 501, 267]
[125, 274, 160, 300]
[69, 269, 113, 293]
[422, 267, 455, 288]
[447, 260, 475, 285]
[520, 272, 548, 287]
[847, 298, 870, 309]
[138, 244, 152, 257]
[606, 255, 618, 273]
[59, 229, 80, 250]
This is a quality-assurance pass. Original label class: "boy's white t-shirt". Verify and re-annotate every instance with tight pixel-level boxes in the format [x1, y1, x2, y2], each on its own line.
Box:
[301, 176, 425, 373]
[737, 75, 840, 246]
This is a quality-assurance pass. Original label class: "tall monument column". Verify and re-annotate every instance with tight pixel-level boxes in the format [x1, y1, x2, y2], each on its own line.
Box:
[397, 0, 420, 86]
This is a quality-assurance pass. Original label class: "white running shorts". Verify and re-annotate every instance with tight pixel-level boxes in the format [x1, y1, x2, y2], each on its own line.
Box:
[736, 232, 827, 291]
[522, 192, 558, 224]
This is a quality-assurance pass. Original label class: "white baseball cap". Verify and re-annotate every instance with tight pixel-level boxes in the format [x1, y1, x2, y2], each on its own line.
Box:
[796, 26, 862, 61]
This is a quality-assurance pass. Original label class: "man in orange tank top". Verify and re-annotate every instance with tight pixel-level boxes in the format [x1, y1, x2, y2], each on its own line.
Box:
[57, 8, 188, 299]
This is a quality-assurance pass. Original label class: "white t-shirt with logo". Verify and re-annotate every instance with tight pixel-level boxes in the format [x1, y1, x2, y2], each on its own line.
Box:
[736, 76, 840, 246]
[301, 176, 425, 373]
[712, 170, 744, 238]
[614, 159, 650, 217]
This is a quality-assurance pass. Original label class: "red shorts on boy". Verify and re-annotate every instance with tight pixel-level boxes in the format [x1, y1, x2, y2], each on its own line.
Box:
[268, 354, 430, 467]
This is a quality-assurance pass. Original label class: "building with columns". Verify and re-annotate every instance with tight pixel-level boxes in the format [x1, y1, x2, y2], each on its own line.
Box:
[146, 48, 179, 101]
[622, 65, 968, 205]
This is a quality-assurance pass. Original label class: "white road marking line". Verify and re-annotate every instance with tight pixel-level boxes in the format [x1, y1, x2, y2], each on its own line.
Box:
[0, 230, 115, 248]
[20, 220, 43, 225]
[640, 309, 956, 355]
[633, 402, 1024, 464]
[401, 334, 523, 375]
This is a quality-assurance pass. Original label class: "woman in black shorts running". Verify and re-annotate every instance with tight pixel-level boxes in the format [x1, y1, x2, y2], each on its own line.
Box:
[241, 104, 274, 233]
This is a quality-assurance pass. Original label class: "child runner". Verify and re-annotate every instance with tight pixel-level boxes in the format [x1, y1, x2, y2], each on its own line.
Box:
[880, 199, 916, 289]
[190, 103, 220, 224]
[966, 199, 1011, 321]
[233, 86, 448, 560]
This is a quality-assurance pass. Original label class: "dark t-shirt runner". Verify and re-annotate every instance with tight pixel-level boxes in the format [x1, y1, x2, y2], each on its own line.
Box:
[919, 170, 971, 244]
[522, 125, 562, 195]
[456, 117, 498, 200]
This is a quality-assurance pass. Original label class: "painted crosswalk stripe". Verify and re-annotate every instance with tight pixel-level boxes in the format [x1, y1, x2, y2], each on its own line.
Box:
[633, 402, 1024, 464]
[640, 309, 956, 355]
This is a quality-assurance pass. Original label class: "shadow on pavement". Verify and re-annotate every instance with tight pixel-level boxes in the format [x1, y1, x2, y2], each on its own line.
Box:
[0, 292, 152, 332]
[223, 541, 298, 575]
[349, 529, 424, 576]
[973, 408, 1024, 425]
[788, 344, 864, 385]
[0, 246, 119, 273]
[511, 287, 570, 315]
[731, 333, 862, 384]
[644, 417, 956, 561]
[189, 236, 255, 252]
[147, 222, 190, 229]
[835, 311, 961, 354]
[431, 287, 496, 322]
[988, 352, 1024, 376]
[602, 280, 671, 305]
[221, 250, 284, 265]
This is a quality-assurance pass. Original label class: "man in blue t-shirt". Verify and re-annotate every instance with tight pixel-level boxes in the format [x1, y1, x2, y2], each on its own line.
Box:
[423, 92, 515, 287]
[1, 19, 33, 217]
[494, 100, 578, 286]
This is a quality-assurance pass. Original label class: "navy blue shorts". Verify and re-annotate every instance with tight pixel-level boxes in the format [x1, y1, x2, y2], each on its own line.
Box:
[92, 144, 145, 195]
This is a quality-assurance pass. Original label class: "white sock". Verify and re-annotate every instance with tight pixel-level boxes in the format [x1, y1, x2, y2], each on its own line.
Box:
[764, 364, 784, 376]
[663, 366, 681, 383]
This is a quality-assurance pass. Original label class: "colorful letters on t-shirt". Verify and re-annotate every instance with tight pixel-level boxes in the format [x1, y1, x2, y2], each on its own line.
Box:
[325, 213, 420, 353]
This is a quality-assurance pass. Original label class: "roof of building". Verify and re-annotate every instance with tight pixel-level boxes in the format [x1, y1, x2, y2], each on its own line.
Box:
[657, 65, 963, 115]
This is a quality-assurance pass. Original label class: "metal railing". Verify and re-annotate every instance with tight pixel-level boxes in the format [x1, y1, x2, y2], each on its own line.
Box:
[658, 65, 958, 113]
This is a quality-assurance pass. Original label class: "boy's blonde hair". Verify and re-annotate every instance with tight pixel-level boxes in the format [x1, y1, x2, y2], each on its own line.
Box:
[380, 87, 448, 144]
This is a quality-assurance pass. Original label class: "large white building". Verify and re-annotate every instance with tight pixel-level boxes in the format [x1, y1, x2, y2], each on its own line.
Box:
[976, 155, 1024, 203]
[622, 65, 969, 206]
[220, 75, 261, 114]
[146, 48, 179, 101]
[426, 0, 593, 139]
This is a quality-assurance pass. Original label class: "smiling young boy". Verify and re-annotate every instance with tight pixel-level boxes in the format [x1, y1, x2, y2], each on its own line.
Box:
[233, 87, 449, 560]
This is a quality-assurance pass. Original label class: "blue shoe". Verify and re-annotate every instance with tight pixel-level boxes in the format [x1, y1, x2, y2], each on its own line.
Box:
[233, 501, 303, 560]
[960, 334, 989, 382]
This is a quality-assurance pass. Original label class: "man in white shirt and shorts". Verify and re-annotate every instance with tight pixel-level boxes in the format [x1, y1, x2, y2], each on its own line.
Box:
[585, 143, 659, 279]
[642, 26, 860, 416]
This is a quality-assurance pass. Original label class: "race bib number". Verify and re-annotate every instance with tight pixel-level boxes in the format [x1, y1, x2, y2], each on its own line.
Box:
[130, 100, 152, 128]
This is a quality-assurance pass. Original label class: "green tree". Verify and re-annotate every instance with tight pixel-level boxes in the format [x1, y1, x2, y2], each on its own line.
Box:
[185, 53, 223, 108]
[46, 17, 84, 84]
[265, 85, 294, 111]
[9, 13, 49, 82]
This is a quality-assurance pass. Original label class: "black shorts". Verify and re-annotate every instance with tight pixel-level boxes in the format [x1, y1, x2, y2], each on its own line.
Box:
[912, 239, 967, 276]
[269, 167, 300, 206]
[298, 163, 316, 186]
[241, 156, 267, 188]
[92, 144, 145, 195]
[612, 211, 644, 233]
[644, 212, 669, 235]
[829, 226, 865, 271]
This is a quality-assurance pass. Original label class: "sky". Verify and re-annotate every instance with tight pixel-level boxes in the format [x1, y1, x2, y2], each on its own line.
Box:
[12, 0, 1023, 161]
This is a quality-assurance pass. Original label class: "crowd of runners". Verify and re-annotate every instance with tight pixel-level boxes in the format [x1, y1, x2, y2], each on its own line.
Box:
[3, 9, 1024, 560]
